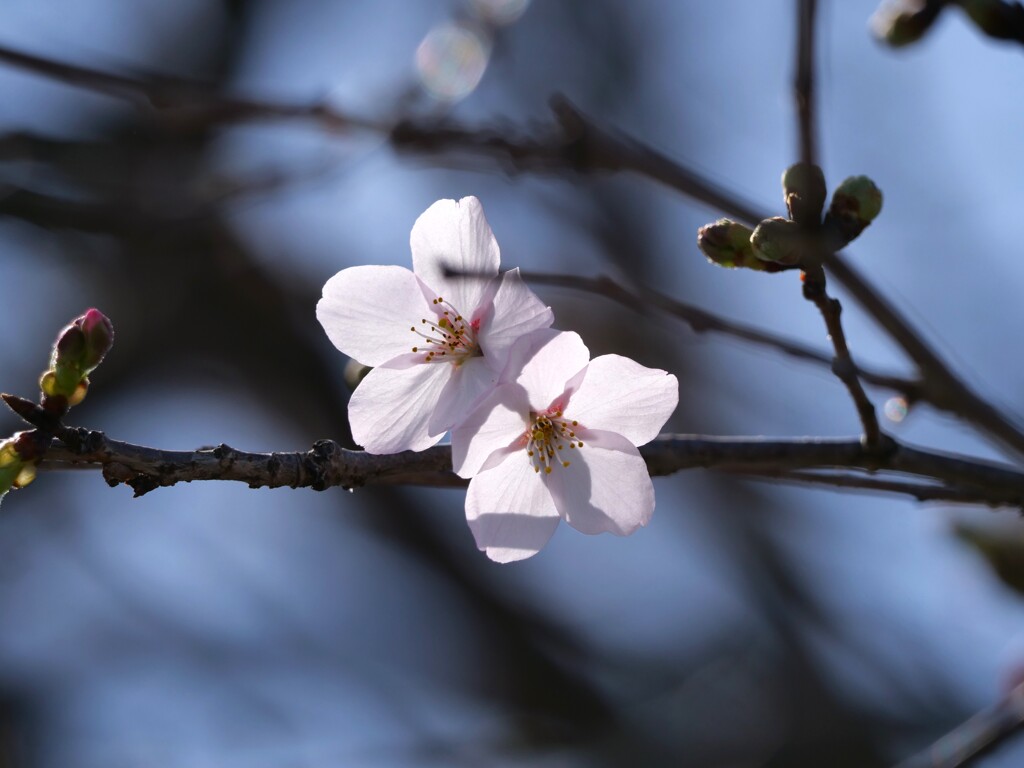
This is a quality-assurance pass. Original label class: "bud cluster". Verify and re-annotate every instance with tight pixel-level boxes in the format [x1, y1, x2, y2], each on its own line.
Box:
[696, 164, 883, 273]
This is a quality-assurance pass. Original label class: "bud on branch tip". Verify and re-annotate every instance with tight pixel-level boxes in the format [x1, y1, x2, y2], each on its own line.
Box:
[826, 175, 884, 245]
[697, 219, 780, 271]
[42, 308, 114, 406]
[782, 162, 827, 225]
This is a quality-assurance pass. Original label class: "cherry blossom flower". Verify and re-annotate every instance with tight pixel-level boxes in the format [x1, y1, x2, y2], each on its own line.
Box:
[451, 330, 678, 562]
[317, 197, 553, 453]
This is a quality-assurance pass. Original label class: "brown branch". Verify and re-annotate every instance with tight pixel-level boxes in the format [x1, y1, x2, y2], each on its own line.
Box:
[892, 680, 1024, 768]
[14, 418, 1024, 509]
[795, 0, 820, 167]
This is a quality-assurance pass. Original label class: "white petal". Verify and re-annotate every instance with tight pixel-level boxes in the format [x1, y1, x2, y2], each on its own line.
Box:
[465, 458, 560, 563]
[567, 355, 679, 446]
[347, 363, 450, 453]
[317, 265, 428, 367]
[451, 384, 530, 478]
[543, 430, 654, 536]
[514, 331, 590, 411]
[478, 269, 554, 366]
[427, 356, 500, 436]
[410, 197, 500, 320]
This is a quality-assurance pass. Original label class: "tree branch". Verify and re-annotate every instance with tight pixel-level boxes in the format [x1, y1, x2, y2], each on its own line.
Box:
[17, 420, 1024, 509]
[802, 269, 882, 446]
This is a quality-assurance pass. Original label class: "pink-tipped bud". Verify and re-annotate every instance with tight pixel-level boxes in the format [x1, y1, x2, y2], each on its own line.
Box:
[79, 309, 114, 371]
[44, 309, 114, 404]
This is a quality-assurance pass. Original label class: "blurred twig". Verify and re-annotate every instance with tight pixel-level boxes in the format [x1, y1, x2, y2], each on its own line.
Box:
[893, 680, 1024, 768]
[520, 270, 920, 396]
[0, 44, 383, 134]
[795, 0, 819, 167]
[736, 468, 1010, 505]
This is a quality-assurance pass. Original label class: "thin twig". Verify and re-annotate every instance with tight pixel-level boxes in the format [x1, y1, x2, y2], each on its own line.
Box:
[892, 680, 1024, 768]
[519, 271, 921, 396]
[802, 269, 882, 446]
[0, 44, 383, 134]
[795, 0, 819, 167]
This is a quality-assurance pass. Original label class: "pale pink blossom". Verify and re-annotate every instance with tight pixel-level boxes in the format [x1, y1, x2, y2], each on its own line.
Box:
[317, 197, 553, 453]
[452, 330, 679, 562]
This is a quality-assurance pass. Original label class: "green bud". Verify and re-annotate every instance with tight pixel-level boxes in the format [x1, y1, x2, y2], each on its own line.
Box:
[782, 163, 827, 225]
[826, 176, 883, 243]
[0, 434, 36, 509]
[750, 217, 804, 266]
[42, 309, 114, 404]
[870, 0, 943, 47]
[696, 219, 773, 271]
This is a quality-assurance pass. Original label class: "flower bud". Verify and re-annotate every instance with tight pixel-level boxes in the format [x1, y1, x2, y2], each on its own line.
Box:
[782, 162, 827, 225]
[870, 0, 943, 46]
[750, 217, 804, 266]
[697, 219, 774, 271]
[826, 176, 883, 244]
[43, 309, 114, 404]
[0, 433, 36, 508]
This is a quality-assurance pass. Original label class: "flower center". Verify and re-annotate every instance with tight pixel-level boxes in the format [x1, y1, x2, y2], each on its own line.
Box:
[525, 409, 584, 474]
[409, 296, 482, 366]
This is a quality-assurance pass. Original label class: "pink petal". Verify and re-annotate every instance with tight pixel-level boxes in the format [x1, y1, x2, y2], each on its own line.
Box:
[317, 265, 428, 367]
[451, 383, 530, 478]
[348, 363, 450, 453]
[567, 355, 678, 446]
[427, 356, 500, 437]
[465, 458, 560, 563]
[410, 197, 500, 322]
[478, 269, 553, 365]
[543, 430, 654, 535]
[513, 331, 590, 411]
